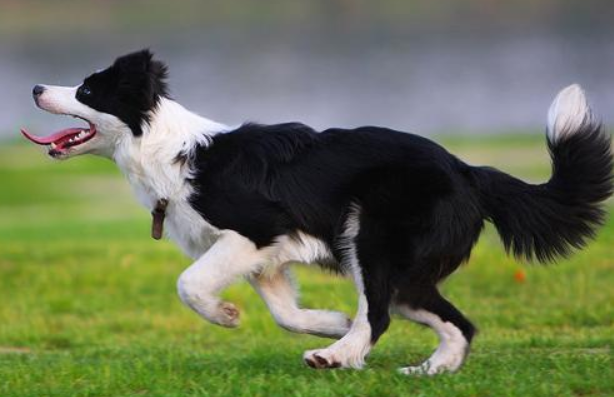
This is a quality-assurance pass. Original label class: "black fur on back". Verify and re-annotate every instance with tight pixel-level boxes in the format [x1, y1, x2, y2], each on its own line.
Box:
[77, 49, 169, 136]
[189, 120, 613, 268]
[188, 123, 485, 275]
[187, 120, 611, 343]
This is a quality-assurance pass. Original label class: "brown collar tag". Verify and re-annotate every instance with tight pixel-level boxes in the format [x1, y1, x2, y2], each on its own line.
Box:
[151, 198, 169, 240]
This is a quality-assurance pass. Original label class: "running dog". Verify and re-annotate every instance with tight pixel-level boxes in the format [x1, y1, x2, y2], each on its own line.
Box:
[22, 50, 613, 374]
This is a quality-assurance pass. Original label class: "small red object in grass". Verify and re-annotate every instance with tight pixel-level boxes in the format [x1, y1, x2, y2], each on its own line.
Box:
[514, 269, 526, 283]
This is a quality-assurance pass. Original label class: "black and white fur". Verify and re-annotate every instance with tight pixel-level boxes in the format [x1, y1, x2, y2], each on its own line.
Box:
[27, 50, 613, 374]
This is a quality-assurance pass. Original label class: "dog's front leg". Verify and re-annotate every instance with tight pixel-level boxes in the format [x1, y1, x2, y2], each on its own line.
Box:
[177, 231, 264, 328]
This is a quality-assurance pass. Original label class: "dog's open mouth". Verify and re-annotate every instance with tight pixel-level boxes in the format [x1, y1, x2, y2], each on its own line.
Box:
[21, 116, 97, 157]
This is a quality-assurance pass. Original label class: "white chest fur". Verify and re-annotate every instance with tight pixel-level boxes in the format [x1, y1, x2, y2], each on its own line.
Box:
[139, 176, 220, 259]
[112, 99, 227, 259]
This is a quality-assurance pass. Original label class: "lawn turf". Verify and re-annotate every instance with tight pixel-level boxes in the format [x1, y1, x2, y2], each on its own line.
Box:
[0, 135, 612, 397]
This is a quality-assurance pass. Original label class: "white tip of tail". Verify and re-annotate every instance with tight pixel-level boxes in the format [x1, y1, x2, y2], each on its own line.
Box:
[547, 84, 594, 143]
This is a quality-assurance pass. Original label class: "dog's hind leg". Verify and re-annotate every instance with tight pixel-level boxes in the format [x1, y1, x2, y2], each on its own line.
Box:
[250, 267, 352, 339]
[302, 267, 375, 369]
[394, 286, 476, 375]
[303, 205, 393, 369]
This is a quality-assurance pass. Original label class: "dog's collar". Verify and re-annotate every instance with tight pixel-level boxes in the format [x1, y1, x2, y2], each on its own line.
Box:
[151, 198, 169, 240]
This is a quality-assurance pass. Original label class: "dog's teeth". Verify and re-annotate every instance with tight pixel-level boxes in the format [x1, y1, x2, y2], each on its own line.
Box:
[50, 143, 57, 149]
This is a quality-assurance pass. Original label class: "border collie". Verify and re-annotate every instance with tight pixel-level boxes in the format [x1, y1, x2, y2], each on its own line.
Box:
[22, 50, 612, 375]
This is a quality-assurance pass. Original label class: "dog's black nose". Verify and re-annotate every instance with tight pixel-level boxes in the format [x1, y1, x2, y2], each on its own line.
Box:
[32, 85, 45, 98]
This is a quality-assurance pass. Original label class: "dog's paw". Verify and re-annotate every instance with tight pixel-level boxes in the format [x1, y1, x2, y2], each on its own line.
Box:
[398, 354, 465, 376]
[213, 301, 240, 328]
[303, 349, 342, 369]
[303, 347, 366, 369]
[399, 331, 469, 375]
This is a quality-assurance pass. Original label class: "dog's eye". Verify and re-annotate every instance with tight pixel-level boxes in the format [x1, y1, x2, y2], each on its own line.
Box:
[79, 86, 92, 96]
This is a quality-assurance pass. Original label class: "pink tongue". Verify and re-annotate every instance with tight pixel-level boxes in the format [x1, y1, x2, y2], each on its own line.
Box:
[21, 128, 83, 145]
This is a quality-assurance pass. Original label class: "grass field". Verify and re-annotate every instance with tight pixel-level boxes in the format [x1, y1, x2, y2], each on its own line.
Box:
[0, 135, 612, 397]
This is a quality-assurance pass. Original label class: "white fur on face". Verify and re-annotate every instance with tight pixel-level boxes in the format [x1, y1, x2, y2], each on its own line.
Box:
[34, 84, 131, 158]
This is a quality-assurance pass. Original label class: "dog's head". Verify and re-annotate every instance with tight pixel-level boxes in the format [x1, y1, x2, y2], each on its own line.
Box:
[22, 49, 168, 159]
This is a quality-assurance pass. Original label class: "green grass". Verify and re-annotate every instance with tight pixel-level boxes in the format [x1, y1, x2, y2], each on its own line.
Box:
[0, 136, 612, 397]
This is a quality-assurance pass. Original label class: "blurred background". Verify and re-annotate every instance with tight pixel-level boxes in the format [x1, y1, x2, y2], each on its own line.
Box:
[1, 3, 613, 395]
[1, 0, 613, 138]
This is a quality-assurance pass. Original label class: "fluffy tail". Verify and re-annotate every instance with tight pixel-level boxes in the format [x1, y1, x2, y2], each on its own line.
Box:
[474, 85, 613, 263]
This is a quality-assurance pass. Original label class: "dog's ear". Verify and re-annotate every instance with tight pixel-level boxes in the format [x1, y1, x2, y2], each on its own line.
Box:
[114, 49, 153, 72]
[114, 49, 169, 99]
